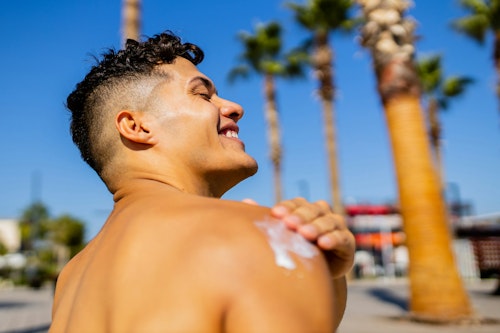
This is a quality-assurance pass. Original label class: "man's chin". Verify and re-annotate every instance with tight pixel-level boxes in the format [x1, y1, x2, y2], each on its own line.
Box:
[247, 163, 258, 177]
[234, 155, 258, 178]
[211, 162, 258, 197]
[230, 161, 259, 184]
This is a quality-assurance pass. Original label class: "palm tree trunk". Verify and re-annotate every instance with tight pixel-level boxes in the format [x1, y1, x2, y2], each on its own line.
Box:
[385, 95, 472, 321]
[264, 73, 283, 203]
[121, 0, 141, 46]
[359, 0, 473, 321]
[427, 98, 444, 187]
[314, 31, 343, 214]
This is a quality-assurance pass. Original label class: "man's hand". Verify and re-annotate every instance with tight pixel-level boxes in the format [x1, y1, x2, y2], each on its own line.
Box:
[269, 197, 355, 279]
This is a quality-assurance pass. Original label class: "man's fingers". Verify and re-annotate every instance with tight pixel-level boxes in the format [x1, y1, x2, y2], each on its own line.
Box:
[284, 204, 322, 228]
[271, 198, 308, 227]
[319, 229, 356, 255]
[271, 197, 307, 216]
[314, 200, 332, 214]
[298, 215, 339, 240]
[274, 198, 332, 229]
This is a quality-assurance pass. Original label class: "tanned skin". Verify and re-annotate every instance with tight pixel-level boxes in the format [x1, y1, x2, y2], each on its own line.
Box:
[51, 53, 354, 333]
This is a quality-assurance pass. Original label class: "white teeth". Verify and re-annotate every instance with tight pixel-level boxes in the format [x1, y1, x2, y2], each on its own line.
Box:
[223, 130, 238, 138]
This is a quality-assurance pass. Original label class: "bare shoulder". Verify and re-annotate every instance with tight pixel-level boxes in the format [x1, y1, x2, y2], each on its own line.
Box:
[52, 197, 335, 332]
[70, 197, 336, 332]
[153, 199, 337, 333]
[128, 195, 332, 284]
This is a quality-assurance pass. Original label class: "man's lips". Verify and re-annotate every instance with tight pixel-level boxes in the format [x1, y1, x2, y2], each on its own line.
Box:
[218, 123, 240, 139]
[218, 123, 245, 148]
[219, 128, 239, 138]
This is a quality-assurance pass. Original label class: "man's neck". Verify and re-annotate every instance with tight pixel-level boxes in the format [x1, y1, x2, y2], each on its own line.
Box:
[111, 171, 220, 203]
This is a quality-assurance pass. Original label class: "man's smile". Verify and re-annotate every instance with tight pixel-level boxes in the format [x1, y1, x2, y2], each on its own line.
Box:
[220, 129, 239, 138]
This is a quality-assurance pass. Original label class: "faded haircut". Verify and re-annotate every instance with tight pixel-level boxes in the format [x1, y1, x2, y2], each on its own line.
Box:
[66, 31, 204, 179]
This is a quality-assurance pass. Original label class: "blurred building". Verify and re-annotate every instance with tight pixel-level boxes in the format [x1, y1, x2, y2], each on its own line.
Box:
[346, 204, 499, 280]
[455, 213, 500, 279]
[0, 219, 21, 253]
[346, 205, 407, 279]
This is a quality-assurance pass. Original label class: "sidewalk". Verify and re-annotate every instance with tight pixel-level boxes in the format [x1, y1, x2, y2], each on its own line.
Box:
[340, 278, 500, 333]
[0, 279, 499, 333]
[0, 285, 52, 333]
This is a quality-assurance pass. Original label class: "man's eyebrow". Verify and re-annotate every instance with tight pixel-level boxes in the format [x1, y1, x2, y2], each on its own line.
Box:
[189, 76, 218, 95]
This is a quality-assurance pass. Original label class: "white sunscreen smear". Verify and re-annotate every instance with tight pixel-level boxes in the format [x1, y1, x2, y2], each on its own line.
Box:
[255, 219, 319, 270]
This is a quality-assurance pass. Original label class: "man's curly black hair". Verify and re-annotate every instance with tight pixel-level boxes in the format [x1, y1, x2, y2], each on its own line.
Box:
[67, 31, 204, 180]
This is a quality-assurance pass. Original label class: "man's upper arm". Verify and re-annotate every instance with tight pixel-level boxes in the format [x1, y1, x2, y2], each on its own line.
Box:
[211, 218, 336, 333]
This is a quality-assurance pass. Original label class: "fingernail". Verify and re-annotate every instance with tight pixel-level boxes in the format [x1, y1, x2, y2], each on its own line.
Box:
[319, 236, 333, 249]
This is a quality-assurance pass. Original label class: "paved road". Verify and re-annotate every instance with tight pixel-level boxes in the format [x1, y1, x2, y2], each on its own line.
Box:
[0, 285, 52, 333]
[0, 279, 499, 333]
[340, 278, 500, 333]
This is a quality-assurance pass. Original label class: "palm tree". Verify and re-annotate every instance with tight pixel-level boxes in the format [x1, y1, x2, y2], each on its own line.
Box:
[358, 0, 473, 322]
[121, 0, 141, 45]
[451, 0, 500, 121]
[19, 202, 50, 252]
[416, 54, 473, 186]
[287, 0, 358, 214]
[229, 21, 306, 203]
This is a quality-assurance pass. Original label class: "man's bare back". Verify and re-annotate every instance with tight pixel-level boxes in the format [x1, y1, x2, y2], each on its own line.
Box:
[50, 181, 337, 332]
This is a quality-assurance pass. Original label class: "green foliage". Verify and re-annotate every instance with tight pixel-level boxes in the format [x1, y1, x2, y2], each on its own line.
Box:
[443, 76, 475, 97]
[416, 54, 474, 110]
[49, 214, 86, 257]
[416, 55, 442, 94]
[0, 241, 7, 255]
[20, 202, 50, 225]
[284, 46, 310, 77]
[287, 0, 358, 33]
[229, 21, 307, 81]
[15, 202, 87, 286]
[452, 0, 500, 43]
[19, 202, 51, 251]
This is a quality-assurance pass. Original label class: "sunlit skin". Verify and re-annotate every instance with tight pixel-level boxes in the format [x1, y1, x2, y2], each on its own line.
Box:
[50, 57, 354, 333]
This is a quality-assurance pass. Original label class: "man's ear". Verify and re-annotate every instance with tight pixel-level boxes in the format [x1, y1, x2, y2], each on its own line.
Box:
[115, 110, 158, 145]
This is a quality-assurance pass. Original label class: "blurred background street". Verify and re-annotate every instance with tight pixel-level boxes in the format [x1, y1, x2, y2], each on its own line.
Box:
[1, 0, 500, 331]
[1, 278, 499, 333]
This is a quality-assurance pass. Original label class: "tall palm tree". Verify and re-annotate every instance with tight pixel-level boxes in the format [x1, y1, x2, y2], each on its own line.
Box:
[121, 0, 141, 45]
[19, 202, 50, 252]
[287, 0, 358, 214]
[358, 0, 473, 322]
[451, 0, 500, 121]
[229, 22, 306, 203]
[416, 54, 473, 186]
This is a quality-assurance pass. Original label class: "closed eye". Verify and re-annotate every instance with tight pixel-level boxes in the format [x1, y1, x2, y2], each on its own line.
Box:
[189, 76, 217, 101]
[199, 93, 211, 101]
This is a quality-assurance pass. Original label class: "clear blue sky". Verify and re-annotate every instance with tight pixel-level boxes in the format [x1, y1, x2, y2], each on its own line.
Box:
[1, 0, 499, 240]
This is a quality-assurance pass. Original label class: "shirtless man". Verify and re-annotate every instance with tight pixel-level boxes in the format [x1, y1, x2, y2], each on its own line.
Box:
[50, 32, 355, 333]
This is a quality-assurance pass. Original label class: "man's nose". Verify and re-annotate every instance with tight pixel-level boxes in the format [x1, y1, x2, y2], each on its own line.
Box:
[219, 98, 244, 122]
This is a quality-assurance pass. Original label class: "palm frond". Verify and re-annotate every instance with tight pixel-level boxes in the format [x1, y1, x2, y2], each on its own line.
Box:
[283, 46, 310, 78]
[459, 0, 490, 15]
[286, 0, 357, 31]
[416, 54, 443, 94]
[451, 15, 489, 43]
[227, 65, 250, 84]
[452, 0, 493, 43]
[442, 76, 474, 97]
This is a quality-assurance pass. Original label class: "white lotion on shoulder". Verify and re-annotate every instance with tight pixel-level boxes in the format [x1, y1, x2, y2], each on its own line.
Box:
[255, 219, 319, 270]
